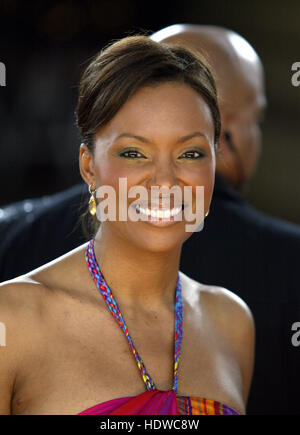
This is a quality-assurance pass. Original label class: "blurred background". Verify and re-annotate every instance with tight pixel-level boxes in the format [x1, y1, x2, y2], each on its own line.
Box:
[0, 0, 299, 223]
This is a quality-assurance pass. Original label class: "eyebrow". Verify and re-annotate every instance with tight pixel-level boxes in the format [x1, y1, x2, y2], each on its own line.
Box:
[177, 132, 208, 143]
[115, 131, 208, 144]
[115, 133, 151, 143]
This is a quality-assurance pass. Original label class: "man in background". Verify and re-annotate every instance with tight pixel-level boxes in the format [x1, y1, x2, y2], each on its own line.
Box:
[0, 24, 299, 414]
[152, 25, 300, 415]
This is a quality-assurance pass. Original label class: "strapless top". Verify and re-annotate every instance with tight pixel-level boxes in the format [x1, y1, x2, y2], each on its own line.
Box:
[79, 240, 240, 416]
[78, 389, 239, 415]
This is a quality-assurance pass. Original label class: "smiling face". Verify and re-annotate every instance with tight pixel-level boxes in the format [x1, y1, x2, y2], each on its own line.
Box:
[80, 81, 216, 252]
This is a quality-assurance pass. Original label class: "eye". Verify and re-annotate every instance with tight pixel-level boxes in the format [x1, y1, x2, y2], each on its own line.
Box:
[119, 149, 147, 159]
[178, 150, 205, 160]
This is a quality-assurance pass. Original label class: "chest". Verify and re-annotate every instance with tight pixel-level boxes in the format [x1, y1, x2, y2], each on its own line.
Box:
[12, 296, 243, 414]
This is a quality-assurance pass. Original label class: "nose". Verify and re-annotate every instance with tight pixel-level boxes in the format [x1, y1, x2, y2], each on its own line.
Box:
[147, 158, 179, 190]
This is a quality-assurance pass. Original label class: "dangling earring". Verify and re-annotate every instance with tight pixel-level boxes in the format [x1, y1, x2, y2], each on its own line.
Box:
[88, 184, 97, 216]
[205, 208, 210, 218]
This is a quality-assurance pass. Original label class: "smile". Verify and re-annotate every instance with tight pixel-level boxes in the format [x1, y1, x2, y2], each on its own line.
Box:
[134, 204, 185, 223]
[136, 204, 183, 218]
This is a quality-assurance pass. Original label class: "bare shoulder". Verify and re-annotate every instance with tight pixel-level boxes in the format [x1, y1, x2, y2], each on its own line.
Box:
[0, 243, 89, 414]
[203, 284, 254, 329]
[0, 275, 51, 414]
[180, 272, 255, 403]
[0, 242, 88, 335]
[0, 276, 47, 327]
[179, 271, 255, 342]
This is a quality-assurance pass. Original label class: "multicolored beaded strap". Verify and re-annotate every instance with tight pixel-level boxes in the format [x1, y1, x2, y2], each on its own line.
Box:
[85, 238, 183, 393]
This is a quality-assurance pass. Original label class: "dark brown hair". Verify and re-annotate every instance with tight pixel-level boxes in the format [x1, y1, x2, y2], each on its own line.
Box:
[76, 35, 221, 151]
[75, 35, 221, 237]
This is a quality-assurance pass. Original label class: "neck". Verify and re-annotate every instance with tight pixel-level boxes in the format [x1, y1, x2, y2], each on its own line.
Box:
[92, 225, 182, 310]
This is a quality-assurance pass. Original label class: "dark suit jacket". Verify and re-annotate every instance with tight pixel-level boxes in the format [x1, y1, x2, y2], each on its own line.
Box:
[0, 174, 299, 414]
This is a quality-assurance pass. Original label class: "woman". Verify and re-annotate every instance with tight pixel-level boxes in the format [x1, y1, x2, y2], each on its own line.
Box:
[0, 36, 254, 415]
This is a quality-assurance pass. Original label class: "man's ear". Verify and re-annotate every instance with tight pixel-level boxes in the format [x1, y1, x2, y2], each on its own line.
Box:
[216, 129, 228, 161]
[79, 143, 96, 186]
[215, 128, 235, 175]
[223, 130, 236, 152]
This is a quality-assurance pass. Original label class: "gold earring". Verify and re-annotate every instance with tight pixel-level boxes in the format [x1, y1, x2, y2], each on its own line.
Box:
[88, 184, 97, 216]
[205, 208, 210, 218]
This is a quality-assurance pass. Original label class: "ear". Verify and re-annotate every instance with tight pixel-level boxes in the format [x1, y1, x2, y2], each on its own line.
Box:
[216, 107, 233, 159]
[216, 129, 229, 162]
[215, 126, 236, 179]
[79, 143, 96, 186]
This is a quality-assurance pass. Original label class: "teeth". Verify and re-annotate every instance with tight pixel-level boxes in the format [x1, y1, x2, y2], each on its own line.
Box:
[135, 204, 182, 219]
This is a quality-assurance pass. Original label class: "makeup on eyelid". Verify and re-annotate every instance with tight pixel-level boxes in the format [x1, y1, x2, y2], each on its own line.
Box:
[118, 148, 206, 159]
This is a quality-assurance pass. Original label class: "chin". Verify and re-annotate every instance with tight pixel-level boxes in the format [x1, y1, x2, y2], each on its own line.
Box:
[124, 220, 195, 253]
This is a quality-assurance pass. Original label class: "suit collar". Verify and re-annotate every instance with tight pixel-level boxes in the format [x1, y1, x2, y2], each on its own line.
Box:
[213, 173, 245, 204]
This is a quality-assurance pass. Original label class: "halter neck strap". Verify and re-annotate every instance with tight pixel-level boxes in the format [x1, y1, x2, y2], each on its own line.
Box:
[85, 238, 183, 393]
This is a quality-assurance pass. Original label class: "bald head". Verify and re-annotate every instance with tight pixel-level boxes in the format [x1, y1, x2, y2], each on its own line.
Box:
[151, 25, 267, 192]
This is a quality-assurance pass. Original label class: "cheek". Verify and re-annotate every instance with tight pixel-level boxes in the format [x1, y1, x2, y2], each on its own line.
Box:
[94, 158, 142, 190]
[181, 160, 215, 207]
[200, 166, 215, 209]
[233, 119, 260, 151]
[93, 160, 152, 218]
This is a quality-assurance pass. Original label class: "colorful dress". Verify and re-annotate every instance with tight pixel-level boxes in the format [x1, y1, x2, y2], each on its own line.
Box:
[78, 239, 239, 415]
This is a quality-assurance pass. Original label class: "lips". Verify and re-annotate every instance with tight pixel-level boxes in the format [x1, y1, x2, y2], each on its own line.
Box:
[132, 201, 186, 221]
